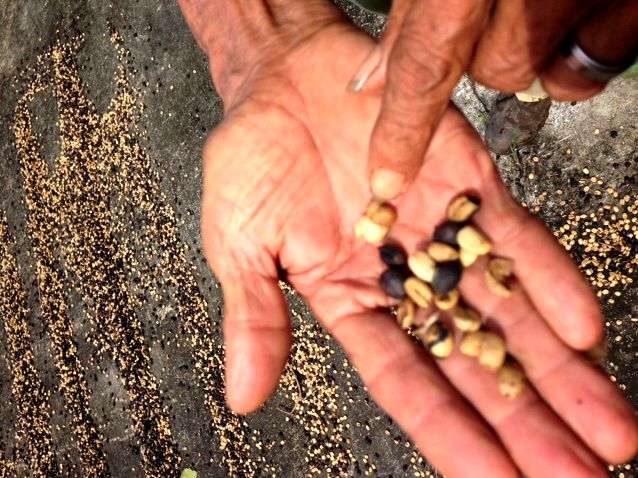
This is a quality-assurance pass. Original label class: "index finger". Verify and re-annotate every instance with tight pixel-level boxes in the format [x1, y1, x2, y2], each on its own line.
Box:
[368, 0, 492, 200]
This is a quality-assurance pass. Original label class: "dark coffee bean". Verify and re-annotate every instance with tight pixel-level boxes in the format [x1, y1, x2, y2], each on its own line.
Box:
[433, 222, 465, 247]
[431, 261, 462, 294]
[434, 323, 449, 342]
[379, 244, 407, 266]
[380, 267, 411, 299]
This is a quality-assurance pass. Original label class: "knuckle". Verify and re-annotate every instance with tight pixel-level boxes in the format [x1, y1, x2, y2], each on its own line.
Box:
[471, 51, 538, 92]
[389, 31, 462, 104]
[372, 114, 431, 167]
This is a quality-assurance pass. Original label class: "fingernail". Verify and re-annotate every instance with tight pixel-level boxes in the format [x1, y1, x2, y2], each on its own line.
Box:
[371, 168, 405, 201]
[347, 44, 382, 93]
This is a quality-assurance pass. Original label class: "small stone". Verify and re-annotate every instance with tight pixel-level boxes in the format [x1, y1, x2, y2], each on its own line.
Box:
[498, 361, 526, 399]
[433, 222, 465, 247]
[407, 251, 436, 283]
[478, 332, 507, 372]
[380, 267, 411, 299]
[404, 277, 434, 308]
[379, 244, 407, 266]
[355, 216, 389, 244]
[431, 261, 462, 294]
[452, 306, 482, 332]
[427, 242, 459, 262]
[433, 289, 460, 311]
[457, 225, 492, 255]
[447, 195, 480, 222]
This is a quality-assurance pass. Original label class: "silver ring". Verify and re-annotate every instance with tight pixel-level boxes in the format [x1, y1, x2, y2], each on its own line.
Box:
[562, 38, 637, 83]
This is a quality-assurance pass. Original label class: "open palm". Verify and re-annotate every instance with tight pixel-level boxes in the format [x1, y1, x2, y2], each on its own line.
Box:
[199, 13, 637, 478]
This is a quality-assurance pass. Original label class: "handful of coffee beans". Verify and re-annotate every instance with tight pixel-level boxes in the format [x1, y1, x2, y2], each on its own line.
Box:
[355, 194, 525, 399]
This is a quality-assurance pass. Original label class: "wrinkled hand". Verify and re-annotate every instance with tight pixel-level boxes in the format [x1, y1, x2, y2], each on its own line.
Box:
[358, 0, 638, 200]
[197, 6, 638, 478]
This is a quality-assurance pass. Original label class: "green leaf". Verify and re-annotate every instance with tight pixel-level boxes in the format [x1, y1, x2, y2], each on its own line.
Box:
[180, 468, 198, 478]
[622, 63, 638, 78]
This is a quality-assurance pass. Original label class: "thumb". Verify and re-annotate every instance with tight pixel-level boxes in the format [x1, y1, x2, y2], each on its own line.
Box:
[215, 259, 292, 415]
[365, 0, 492, 200]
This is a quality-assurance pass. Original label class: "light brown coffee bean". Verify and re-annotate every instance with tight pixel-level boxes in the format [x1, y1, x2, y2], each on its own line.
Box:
[478, 332, 507, 372]
[460, 331, 485, 357]
[485, 270, 512, 298]
[407, 251, 436, 283]
[404, 277, 434, 308]
[452, 306, 482, 332]
[498, 361, 526, 399]
[427, 242, 459, 262]
[488, 257, 514, 279]
[434, 289, 460, 311]
[396, 298, 416, 330]
[366, 200, 398, 227]
[485, 257, 514, 297]
[459, 249, 478, 268]
[355, 216, 389, 244]
[447, 195, 480, 222]
[457, 225, 492, 255]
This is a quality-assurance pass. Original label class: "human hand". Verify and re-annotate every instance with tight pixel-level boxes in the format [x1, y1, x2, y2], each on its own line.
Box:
[179, 1, 638, 476]
[352, 0, 638, 201]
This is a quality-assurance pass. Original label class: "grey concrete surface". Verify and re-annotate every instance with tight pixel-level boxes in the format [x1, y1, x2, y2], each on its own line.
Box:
[0, 1, 636, 477]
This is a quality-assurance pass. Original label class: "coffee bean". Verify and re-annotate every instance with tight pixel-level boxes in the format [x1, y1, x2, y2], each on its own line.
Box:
[478, 332, 507, 372]
[366, 201, 397, 227]
[452, 306, 482, 332]
[404, 277, 434, 307]
[447, 194, 480, 222]
[459, 249, 478, 268]
[396, 298, 416, 329]
[485, 269, 512, 298]
[407, 251, 436, 283]
[433, 221, 465, 247]
[488, 257, 514, 279]
[434, 289, 459, 311]
[421, 322, 454, 358]
[460, 331, 484, 357]
[431, 261, 462, 294]
[355, 216, 389, 244]
[379, 244, 407, 267]
[498, 361, 526, 399]
[379, 267, 411, 299]
[427, 242, 459, 262]
[457, 225, 492, 255]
